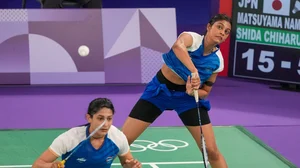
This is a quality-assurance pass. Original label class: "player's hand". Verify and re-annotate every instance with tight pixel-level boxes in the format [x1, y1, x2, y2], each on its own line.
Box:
[51, 161, 64, 168]
[123, 158, 142, 168]
[191, 72, 200, 89]
[186, 76, 195, 96]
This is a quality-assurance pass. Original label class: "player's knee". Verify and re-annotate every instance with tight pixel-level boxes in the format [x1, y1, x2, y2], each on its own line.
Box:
[206, 146, 220, 161]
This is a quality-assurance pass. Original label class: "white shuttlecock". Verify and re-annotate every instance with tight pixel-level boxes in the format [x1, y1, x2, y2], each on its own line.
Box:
[78, 45, 90, 57]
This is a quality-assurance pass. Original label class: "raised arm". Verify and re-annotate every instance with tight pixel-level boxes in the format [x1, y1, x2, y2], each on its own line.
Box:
[172, 32, 198, 74]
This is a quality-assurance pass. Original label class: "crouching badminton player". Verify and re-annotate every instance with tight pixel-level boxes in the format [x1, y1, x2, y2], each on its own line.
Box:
[32, 98, 142, 168]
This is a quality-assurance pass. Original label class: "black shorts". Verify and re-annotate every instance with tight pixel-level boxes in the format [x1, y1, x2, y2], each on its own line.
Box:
[128, 70, 211, 126]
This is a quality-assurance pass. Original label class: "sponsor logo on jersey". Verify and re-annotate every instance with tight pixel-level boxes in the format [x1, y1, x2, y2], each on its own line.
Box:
[77, 158, 86, 163]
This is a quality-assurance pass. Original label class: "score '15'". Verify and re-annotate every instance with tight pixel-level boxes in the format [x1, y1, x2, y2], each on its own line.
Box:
[242, 48, 300, 75]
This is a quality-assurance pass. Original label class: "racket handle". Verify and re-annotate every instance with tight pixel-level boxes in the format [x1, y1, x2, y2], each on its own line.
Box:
[191, 73, 199, 102]
[193, 90, 199, 102]
[58, 160, 65, 168]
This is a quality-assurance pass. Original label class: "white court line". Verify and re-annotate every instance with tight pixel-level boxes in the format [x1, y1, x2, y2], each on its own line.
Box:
[149, 163, 160, 168]
[0, 161, 204, 167]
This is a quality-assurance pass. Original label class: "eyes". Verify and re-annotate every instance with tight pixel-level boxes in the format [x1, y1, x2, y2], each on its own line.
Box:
[216, 24, 231, 35]
[97, 117, 112, 121]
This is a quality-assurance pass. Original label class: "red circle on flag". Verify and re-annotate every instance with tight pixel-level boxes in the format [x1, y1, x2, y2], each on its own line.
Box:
[272, 0, 282, 11]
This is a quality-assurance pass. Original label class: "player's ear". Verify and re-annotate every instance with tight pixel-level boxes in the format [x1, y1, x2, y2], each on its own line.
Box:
[86, 114, 92, 123]
[206, 23, 212, 32]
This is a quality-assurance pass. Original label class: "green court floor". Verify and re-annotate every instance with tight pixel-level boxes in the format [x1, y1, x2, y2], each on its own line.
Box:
[0, 126, 296, 168]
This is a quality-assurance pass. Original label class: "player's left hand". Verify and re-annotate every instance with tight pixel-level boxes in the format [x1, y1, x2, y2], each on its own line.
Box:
[123, 158, 142, 168]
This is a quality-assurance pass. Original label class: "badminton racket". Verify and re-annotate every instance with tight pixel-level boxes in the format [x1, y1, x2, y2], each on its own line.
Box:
[58, 119, 107, 167]
[192, 73, 209, 168]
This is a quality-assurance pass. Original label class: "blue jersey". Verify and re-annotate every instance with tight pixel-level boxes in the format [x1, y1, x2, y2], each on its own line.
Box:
[162, 31, 224, 84]
[49, 125, 129, 168]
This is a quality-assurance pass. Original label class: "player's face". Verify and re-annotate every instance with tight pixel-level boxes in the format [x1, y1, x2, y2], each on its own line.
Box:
[88, 107, 113, 138]
[207, 20, 231, 44]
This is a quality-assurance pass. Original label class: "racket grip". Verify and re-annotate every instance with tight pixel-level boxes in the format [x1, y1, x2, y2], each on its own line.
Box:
[191, 73, 199, 102]
[58, 160, 65, 168]
[193, 90, 199, 102]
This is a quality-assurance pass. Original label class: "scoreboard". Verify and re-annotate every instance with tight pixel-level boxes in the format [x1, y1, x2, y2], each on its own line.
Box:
[230, 0, 300, 84]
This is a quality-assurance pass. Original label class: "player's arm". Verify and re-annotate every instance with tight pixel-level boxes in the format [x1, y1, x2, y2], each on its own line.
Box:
[32, 133, 68, 168]
[193, 51, 223, 99]
[172, 32, 198, 74]
[186, 73, 218, 99]
[118, 151, 141, 168]
[31, 149, 63, 168]
[117, 131, 141, 168]
[197, 73, 218, 99]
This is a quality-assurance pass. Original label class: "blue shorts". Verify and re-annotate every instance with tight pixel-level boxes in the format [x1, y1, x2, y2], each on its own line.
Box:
[140, 71, 211, 114]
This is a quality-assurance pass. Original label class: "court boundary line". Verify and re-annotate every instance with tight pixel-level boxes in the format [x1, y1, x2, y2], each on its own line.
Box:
[235, 126, 297, 168]
[0, 161, 204, 168]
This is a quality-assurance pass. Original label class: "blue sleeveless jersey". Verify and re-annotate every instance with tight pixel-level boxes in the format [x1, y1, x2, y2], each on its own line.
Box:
[162, 32, 224, 85]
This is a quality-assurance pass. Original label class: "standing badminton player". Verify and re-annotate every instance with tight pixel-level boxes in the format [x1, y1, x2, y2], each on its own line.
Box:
[32, 98, 141, 168]
[122, 14, 231, 168]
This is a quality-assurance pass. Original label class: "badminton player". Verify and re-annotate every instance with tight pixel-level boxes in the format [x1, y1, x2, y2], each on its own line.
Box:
[32, 98, 141, 168]
[122, 14, 231, 168]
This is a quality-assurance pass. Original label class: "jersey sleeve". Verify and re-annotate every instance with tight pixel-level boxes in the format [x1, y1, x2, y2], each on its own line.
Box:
[117, 132, 130, 156]
[48, 128, 83, 157]
[48, 132, 69, 157]
[179, 31, 204, 52]
[213, 50, 224, 73]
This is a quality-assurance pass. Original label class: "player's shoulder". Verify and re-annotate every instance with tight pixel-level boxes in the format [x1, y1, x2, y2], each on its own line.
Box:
[180, 31, 204, 41]
[107, 125, 126, 141]
[49, 125, 87, 156]
[108, 125, 124, 136]
[179, 31, 204, 52]
[212, 48, 224, 73]
[215, 47, 224, 62]
[61, 125, 87, 140]
[180, 31, 203, 37]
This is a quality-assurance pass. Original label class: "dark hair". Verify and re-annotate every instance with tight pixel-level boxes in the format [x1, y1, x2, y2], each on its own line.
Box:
[208, 13, 232, 26]
[204, 13, 232, 35]
[87, 98, 115, 117]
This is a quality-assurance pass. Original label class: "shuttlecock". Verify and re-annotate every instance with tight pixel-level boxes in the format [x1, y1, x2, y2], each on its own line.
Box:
[78, 45, 90, 57]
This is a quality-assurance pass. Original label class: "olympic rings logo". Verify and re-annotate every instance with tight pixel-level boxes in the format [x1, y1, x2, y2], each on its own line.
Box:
[130, 139, 189, 152]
